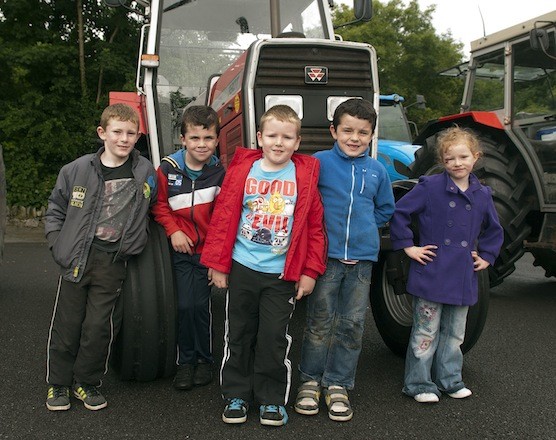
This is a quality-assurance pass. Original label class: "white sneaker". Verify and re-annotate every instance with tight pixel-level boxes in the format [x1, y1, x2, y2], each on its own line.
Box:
[448, 387, 472, 399]
[414, 393, 439, 403]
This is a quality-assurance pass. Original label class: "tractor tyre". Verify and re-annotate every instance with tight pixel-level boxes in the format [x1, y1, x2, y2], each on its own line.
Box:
[111, 219, 177, 381]
[370, 255, 490, 357]
[410, 132, 533, 286]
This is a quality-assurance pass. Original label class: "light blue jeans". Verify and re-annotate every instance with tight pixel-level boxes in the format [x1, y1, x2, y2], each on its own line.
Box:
[403, 297, 469, 397]
[298, 259, 372, 390]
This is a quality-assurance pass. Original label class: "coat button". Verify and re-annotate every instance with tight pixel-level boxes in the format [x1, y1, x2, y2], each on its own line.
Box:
[444, 238, 451, 245]
[447, 220, 454, 227]
[449, 201, 456, 208]
[461, 241, 468, 247]
[465, 204, 472, 211]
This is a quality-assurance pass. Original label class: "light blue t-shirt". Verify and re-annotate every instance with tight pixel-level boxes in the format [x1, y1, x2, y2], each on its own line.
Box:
[232, 159, 297, 274]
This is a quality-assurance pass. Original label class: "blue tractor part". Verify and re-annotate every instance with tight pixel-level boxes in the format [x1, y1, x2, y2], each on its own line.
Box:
[377, 94, 421, 181]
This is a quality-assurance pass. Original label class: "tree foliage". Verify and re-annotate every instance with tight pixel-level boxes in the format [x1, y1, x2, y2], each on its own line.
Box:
[0, 0, 140, 207]
[1, 0, 470, 207]
[333, 0, 465, 128]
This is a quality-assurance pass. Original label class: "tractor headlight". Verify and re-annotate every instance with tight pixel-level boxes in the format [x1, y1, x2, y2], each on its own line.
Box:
[264, 95, 303, 119]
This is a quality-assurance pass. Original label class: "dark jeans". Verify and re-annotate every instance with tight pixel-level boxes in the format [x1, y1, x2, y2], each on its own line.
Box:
[46, 246, 126, 386]
[173, 251, 213, 365]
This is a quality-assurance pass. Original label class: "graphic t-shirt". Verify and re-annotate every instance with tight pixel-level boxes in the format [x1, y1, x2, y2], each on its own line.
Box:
[93, 158, 135, 252]
[232, 159, 297, 274]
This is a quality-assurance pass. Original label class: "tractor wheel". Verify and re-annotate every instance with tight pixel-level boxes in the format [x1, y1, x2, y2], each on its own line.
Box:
[410, 132, 533, 286]
[111, 219, 177, 381]
[370, 254, 490, 357]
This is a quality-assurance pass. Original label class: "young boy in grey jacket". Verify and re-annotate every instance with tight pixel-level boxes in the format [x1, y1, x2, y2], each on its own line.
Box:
[44, 103, 157, 411]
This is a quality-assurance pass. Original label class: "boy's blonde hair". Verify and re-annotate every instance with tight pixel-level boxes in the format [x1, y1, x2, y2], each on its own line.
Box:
[436, 126, 482, 162]
[99, 103, 140, 131]
[259, 105, 301, 136]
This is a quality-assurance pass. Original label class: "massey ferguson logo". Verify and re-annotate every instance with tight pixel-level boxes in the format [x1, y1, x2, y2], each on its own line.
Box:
[305, 66, 328, 84]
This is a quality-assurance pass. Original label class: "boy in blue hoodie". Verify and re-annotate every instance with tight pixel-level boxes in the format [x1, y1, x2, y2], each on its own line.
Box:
[295, 98, 395, 422]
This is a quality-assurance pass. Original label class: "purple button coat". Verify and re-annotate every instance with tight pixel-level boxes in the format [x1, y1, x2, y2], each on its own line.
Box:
[390, 171, 504, 306]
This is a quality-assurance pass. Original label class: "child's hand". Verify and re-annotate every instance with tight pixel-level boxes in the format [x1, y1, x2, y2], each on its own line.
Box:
[170, 230, 194, 255]
[208, 268, 228, 289]
[295, 275, 316, 300]
[404, 245, 437, 265]
[471, 251, 490, 271]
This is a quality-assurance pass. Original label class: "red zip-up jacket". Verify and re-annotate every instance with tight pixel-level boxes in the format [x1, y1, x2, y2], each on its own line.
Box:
[201, 148, 327, 282]
[152, 149, 225, 254]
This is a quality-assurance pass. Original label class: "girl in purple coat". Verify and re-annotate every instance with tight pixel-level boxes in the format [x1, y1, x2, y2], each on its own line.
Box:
[390, 126, 503, 404]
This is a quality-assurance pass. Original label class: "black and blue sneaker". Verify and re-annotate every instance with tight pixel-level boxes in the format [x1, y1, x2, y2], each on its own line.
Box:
[222, 398, 249, 424]
[259, 404, 288, 426]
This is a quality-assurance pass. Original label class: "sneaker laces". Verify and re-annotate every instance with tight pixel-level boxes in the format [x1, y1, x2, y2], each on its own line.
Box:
[80, 384, 100, 397]
[227, 398, 246, 410]
[263, 404, 279, 414]
[50, 386, 68, 398]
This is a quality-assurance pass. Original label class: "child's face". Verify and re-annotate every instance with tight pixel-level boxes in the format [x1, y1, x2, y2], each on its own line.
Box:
[330, 114, 373, 158]
[181, 124, 219, 169]
[257, 117, 300, 171]
[443, 143, 479, 183]
[97, 118, 140, 163]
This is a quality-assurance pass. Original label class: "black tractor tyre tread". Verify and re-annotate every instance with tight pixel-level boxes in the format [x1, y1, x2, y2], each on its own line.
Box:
[410, 132, 533, 287]
[150, 222, 177, 378]
[370, 256, 490, 357]
[111, 219, 176, 381]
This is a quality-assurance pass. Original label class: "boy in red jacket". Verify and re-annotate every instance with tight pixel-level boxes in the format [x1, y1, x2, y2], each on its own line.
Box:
[152, 106, 225, 391]
[201, 105, 327, 427]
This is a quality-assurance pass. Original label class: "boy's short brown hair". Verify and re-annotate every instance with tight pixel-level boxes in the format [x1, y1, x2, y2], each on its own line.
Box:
[332, 98, 377, 132]
[181, 106, 220, 137]
[99, 103, 140, 131]
[259, 105, 302, 136]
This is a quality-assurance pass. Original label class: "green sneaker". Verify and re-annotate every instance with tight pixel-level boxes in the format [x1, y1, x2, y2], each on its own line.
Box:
[46, 385, 71, 411]
[73, 383, 107, 411]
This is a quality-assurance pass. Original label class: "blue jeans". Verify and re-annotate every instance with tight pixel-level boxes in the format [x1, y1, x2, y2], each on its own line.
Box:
[298, 259, 372, 390]
[403, 297, 469, 397]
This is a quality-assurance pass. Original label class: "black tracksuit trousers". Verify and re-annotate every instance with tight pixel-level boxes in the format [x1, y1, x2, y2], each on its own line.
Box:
[221, 261, 296, 406]
[46, 246, 126, 386]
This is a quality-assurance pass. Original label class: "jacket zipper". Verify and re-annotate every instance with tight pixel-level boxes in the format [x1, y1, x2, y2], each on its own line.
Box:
[345, 162, 356, 260]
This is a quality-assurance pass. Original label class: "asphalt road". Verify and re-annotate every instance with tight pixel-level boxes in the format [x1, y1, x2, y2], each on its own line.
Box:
[0, 233, 555, 439]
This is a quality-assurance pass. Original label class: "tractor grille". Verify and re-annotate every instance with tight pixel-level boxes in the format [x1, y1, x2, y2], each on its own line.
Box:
[254, 44, 373, 89]
[299, 127, 334, 155]
[252, 43, 375, 155]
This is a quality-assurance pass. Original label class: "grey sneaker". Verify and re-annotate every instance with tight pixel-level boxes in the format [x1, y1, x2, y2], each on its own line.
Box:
[73, 383, 107, 410]
[46, 385, 71, 411]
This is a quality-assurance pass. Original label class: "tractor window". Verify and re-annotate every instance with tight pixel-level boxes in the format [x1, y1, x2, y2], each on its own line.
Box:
[512, 37, 556, 120]
[468, 49, 505, 111]
[378, 102, 412, 143]
[279, 0, 328, 38]
[156, 0, 329, 155]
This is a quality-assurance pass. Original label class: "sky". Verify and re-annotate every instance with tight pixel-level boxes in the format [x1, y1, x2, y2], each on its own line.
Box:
[339, 0, 554, 55]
